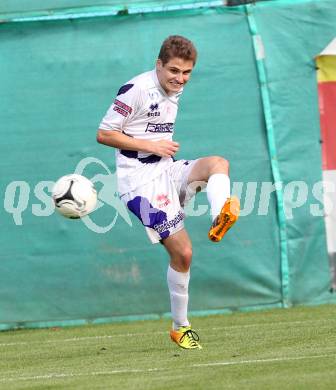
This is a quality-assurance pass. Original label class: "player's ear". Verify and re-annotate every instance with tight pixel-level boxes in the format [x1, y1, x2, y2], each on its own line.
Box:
[156, 59, 163, 70]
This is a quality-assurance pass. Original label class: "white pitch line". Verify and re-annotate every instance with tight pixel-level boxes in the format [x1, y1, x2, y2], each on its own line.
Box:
[0, 318, 335, 347]
[0, 342, 29, 347]
[0, 332, 167, 347]
[0, 368, 164, 383]
[58, 331, 168, 342]
[192, 353, 336, 367]
[0, 354, 335, 383]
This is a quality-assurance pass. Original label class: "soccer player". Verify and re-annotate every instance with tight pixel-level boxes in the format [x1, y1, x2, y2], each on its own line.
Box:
[97, 36, 240, 350]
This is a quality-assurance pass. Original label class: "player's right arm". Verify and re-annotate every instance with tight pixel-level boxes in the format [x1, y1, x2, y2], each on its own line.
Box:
[97, 129, 179, 158]
[97, 82, 179, 157]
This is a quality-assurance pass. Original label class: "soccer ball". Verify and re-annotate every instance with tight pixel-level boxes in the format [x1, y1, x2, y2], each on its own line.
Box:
[52, 174, 97, 219]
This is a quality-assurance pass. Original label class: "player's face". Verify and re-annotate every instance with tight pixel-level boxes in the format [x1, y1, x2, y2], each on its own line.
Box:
[156, 57, 194, 95]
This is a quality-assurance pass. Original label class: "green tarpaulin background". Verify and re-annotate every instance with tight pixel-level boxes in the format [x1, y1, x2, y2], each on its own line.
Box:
[0, 0, 335, 329]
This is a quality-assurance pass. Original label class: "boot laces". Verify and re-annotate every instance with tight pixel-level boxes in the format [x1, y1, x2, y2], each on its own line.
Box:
[180, 329, 200, 346]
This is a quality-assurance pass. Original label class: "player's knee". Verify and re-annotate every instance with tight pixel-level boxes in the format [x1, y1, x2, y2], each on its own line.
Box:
[179, 246, 193, 271]
[211, 156, 229, 175]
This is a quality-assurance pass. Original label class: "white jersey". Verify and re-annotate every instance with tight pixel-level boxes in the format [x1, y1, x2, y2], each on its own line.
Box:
[99, 69, 182, 195]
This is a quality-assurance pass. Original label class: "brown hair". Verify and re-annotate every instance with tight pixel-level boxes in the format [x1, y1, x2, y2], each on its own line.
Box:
[158, 35, 197, 66]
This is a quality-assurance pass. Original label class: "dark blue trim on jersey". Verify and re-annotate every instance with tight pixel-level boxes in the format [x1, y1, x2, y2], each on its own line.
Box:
[138, 155, 161, 164]
[117, 84, 134, 96]
[120, 150, 162, 164]
[120, 149, 138, 158]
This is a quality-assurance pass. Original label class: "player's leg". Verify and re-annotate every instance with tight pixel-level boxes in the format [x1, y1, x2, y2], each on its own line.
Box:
[187, 156, 230, 217]
[163, 229, 191, 330]
[121, 171, 201, 349]
[162, 229, 202, 349]
[187, 156, 240, 242]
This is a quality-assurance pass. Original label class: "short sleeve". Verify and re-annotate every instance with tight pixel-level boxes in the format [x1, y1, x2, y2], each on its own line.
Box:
[99, 83, 140, 132]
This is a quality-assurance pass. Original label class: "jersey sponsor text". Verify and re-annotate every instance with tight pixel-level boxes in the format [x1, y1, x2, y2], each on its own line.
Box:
[145, 123, 174, 133]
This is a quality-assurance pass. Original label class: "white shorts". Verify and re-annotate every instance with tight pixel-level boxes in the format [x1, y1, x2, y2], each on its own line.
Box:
[121, 159, 198, 244]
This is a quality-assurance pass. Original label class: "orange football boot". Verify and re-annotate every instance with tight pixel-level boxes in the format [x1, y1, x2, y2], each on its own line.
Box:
[208, 196, 240, 242]
[170, 326, 202, 350]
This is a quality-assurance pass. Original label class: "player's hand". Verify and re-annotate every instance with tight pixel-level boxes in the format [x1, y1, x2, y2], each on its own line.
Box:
[149, 140, 179, 157]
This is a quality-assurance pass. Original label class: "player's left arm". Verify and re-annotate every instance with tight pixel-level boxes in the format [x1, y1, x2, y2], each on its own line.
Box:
[97, 129, 179, 157]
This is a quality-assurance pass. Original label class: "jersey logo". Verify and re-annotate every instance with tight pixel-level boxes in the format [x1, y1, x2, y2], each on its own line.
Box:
[145, 123, 174, 133]
[113, 99, 132, 117]
[156, 194, 171, 208]
[117, 84, 134, 96]
[149, 103, 159, 111]
[148, 102, 160, 117]
[149, 91, 160, 100]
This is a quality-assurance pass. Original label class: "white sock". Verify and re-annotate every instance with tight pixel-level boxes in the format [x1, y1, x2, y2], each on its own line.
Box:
[206, 173, 231, 221]
[167, 265, 190, 330]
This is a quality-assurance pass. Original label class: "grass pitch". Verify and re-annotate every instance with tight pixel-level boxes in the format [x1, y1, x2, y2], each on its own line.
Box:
[1, 304, 336, 389]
